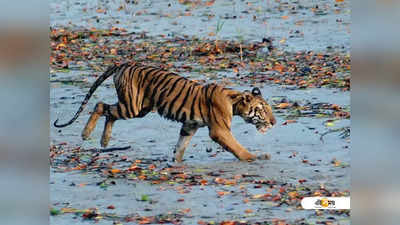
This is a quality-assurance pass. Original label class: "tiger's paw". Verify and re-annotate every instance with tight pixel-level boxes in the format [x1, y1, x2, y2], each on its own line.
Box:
[238, 152, 257, 162]
[256, 153, 271, 160]
[82, 131, 90, 140]
[172, 157, 184, 164]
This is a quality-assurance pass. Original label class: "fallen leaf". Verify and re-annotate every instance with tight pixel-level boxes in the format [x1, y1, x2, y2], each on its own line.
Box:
[198, 220, 207, 225]
[276, 103, 290, 109]
[298, 179, 307, 184]
[111, 169, 121, 174]
[288, 191, 299, 199]
[200, 179, 208, 185]
[138, 217, 152, 224]
[217, 191, 229, 197]
[220, 221, 236, 225]
[181, 208, 191, 214]
[205, 0, 215, 6]
[282, 120, 297, 125]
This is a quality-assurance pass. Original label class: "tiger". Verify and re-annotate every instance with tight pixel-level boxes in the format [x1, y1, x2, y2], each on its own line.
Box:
[54, 63, 276, 162]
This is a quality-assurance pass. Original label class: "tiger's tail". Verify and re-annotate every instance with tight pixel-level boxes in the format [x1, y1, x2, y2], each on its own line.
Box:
[53, 64, 121, 128]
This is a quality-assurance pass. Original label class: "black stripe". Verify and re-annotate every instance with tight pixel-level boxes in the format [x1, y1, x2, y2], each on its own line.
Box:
[248, 107, 254, 116]
[127, 66, 140, 116]
[203, 84, 212, 109]
[198, 86, 206, 123]
[190, 86, 200, 120]
[135, 66, 149, 91]
[117, 104, 124, 119]
[156, 75, 176, 92]
[150, 71, 165, 86]
[137, 106, 151, 117]
[148, 71, 161, 85]
[125, 65, 135, 79]
[204, 85, 217, 121]
[118, 66, 134, 118]
[134, 66, 150, 94]
[203, 84, 210, 101]
[119, 63, 130, 75]
[222, 118, 230, 129]
[156, 87, 169, 107]
[143, 75, 159, 108]
[137, 67, 156, 91]
[157, 102, 167, 115]
[167, 80, 188, 120]
[156, 77, 184, 108]
[165, 77, 185, 97]
[136, 67, 159, 108]
[130, 66, 147, 115]
[180, 112, 187, 123]
[190, 83, 197, 95]
[154, 73, 172, 91]
[210, 84, 218, 96]
[133, 66, 147, 109]
[180, 128, 189, 136]
[175, 83, 194, 121]
[153, 72, 174, 86]
[210, 107, 219, 125]
[208, 85, 222, 127]
[207, 84, 218, 106]
[141, 69, 163, 108]
[150, 76, 174, 108]
[149, 73, 171, 102]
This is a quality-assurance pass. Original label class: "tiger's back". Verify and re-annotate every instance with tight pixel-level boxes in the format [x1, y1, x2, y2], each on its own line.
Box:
[114, 64, 229, 127]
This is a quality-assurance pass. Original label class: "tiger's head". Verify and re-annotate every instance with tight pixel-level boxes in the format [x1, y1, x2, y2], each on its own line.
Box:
[234, 87, 276, 133]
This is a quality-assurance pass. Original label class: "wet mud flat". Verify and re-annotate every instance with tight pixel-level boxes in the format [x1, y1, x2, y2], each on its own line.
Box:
[50, 80, 350, 225]
[50, 0, 350, 224]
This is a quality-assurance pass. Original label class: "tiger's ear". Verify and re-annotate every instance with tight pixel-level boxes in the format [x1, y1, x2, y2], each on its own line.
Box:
[252, 87, 262, 96]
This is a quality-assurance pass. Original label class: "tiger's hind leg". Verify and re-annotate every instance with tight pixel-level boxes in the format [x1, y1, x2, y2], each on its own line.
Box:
[174, 123, 199, 163]
[82, 101, 107, 141]
[82, 102, 122, 147]
[100, 116, 116, 147]
[101, 103, 152, 147]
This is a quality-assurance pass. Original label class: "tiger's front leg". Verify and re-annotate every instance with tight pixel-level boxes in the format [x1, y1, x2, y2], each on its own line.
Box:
[209, 127, 256, 161]
[173, 123, 199, 163]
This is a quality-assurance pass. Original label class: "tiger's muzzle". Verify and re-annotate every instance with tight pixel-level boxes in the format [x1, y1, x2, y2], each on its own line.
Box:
[245, 117, 274, 134]
[255, 123, 273, 134]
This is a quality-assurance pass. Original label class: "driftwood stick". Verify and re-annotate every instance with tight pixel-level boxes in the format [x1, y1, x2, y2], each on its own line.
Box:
[88, 146, 131, 153]
[320, 126, 350, 143]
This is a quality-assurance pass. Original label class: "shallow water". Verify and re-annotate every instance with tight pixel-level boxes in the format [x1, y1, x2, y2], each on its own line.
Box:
[50, 74, 350, 224]
[50, 0, 350, 52]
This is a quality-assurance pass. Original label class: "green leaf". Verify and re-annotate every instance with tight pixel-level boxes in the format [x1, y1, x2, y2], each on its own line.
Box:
[141, 194, 150, 201]
[50, 208, 62, 216]
[325, 122, 335, 127]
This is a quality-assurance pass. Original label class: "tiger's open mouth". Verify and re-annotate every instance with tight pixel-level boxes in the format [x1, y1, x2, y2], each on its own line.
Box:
[256, 123, 272, 134]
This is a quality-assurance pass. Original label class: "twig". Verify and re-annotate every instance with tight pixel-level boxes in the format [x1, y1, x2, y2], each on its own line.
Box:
[88, 146, 131, 153]
[320, 127, 350, 143]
